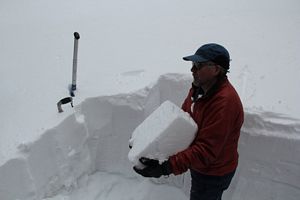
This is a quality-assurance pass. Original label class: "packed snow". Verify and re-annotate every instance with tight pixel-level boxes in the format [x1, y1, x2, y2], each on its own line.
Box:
[1, 0, 300, 199]
[1, 74, 300, 200]
[128, 100, 197, 168]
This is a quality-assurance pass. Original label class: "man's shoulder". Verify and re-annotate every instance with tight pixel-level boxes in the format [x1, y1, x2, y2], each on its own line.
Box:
[212, 79, 243, 110]
[218, 79, 240, 98]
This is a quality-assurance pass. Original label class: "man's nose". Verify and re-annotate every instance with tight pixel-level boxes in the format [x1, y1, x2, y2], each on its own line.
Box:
[191, 65, 196, 72]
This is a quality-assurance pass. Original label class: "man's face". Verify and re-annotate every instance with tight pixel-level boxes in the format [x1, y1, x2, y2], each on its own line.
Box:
[191, 62, 219, 87]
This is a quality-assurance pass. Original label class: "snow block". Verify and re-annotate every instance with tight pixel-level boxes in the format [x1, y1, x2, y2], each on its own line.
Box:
[128, 100, 197, 167]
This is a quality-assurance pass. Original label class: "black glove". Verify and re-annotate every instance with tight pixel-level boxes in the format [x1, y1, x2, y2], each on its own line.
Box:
[133, 157, 172, 178]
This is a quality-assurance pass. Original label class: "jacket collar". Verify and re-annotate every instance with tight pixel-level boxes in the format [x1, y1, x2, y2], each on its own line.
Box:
[192, 76, 227, 102]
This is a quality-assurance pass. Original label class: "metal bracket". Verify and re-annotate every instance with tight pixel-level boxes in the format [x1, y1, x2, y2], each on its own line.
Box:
[57, 97, 73, 113]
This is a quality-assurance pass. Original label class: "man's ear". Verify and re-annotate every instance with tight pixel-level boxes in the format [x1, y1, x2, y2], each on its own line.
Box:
[213, 65, 221, 76]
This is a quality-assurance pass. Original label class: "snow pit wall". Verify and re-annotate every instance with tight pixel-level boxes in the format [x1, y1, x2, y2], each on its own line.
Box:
[0, 73, 300, 200]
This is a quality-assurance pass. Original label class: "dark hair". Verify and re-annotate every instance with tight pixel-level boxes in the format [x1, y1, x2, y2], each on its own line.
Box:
[217, 65, 228, 80]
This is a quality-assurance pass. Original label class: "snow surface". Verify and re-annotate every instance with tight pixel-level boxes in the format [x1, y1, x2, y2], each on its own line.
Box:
[128, 100, 197, 168]
[1, 74, 300, 200]
[1, 0, 300, 199]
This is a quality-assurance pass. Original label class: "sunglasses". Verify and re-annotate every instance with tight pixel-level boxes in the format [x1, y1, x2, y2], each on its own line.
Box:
[192, 62, 216, 70]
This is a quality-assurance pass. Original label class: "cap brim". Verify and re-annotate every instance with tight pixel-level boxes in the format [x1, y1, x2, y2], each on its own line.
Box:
[183, 55, 209, 62]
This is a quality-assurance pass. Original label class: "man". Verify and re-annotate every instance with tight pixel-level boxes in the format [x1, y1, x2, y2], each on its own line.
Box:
[134, 43, 244, 200]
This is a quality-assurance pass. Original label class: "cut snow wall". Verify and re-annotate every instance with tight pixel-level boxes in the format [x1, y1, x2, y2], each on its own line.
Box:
[80, 93, 146, 174]
[0, 73, 300, 200]
[226, 113, 300, 200]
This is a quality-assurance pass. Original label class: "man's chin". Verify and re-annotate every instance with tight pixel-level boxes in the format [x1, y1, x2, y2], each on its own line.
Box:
[193, 80, 201, 87]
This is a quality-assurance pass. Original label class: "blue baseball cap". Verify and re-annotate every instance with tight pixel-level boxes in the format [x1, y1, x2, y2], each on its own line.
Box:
[183, 43, 230, 69]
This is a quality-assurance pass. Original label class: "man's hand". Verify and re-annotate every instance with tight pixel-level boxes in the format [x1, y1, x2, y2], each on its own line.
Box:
[133, 157, 172, 178]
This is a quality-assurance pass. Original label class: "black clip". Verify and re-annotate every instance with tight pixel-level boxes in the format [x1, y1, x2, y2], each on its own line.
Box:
[57, 97, 73, 113]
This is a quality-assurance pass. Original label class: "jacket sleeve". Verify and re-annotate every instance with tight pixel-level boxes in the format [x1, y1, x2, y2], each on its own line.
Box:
[170, 97, 236, 175]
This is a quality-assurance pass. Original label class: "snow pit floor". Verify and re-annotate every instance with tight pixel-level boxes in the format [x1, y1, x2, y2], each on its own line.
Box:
[45, 172, 188, 200]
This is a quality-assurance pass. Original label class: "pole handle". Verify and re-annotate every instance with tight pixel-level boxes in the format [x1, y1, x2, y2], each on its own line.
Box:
[74, 32, 80, 40]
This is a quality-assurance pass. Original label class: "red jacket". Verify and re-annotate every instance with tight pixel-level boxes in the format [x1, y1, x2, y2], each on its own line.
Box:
[169, 78, 244, 176]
